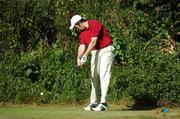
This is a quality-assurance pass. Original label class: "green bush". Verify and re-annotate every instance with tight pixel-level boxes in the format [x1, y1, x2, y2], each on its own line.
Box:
[109, 44, 180, 105]
[0, 0, 179, 106]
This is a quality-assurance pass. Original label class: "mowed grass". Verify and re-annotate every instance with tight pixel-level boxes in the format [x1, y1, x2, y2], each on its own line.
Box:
[0, 104, 179, 119]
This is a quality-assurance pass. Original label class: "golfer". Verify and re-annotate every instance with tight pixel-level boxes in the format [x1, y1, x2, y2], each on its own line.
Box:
[70, 15, 115, 111]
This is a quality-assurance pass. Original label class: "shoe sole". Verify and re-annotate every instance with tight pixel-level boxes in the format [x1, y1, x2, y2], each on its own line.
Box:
[92, 107, 107, 111]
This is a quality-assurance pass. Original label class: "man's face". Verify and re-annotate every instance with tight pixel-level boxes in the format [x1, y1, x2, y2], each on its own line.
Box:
[74, 22, 86, 31]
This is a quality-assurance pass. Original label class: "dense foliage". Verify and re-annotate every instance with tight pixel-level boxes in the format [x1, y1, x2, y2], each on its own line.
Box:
[0, 0, 180, 106]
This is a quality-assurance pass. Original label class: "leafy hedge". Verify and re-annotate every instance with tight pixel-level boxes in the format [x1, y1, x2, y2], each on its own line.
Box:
[0, 43, 91, 103]
[0, 0, 180, 106]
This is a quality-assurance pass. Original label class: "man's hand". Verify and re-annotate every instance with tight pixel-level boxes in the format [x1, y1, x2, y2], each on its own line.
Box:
[80, 55, 87, 63]
[77, 55, 87, 66]
[77, 44, 86, 66]
[77, 58, 83, 66]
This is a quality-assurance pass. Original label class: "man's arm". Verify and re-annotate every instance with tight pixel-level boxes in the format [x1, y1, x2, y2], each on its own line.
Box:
[77, 44, 86, 66]
[83, 37, 97, 57]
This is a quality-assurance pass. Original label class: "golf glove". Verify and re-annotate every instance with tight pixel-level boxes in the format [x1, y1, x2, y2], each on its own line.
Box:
[81, 55, 87, 63]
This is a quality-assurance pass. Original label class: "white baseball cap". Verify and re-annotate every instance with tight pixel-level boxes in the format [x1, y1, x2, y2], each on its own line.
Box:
[69, 15, 82, 29]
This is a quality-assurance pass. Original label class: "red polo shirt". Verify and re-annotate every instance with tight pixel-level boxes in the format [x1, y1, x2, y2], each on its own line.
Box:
[80, 20, 112, 50]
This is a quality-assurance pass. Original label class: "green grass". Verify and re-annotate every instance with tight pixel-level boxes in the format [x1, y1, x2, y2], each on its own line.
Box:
[0, 104, 179, 119]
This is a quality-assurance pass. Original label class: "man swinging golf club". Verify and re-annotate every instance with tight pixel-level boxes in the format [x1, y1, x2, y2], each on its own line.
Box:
[70, 15, 115, 111]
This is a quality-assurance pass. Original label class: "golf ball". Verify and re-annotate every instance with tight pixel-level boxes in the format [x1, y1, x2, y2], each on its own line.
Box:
[40, 92, 43, 96]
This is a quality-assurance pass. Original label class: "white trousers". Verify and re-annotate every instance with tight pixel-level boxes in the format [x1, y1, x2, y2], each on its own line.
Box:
[90, 45, 115, 104]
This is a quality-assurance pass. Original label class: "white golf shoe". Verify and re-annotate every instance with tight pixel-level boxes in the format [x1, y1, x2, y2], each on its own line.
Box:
[83, 103, 98, 111]
[92, 103, 108, 111]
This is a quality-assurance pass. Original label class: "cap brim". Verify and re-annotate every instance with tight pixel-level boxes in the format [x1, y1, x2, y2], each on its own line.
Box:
[69, 24, 75, 29]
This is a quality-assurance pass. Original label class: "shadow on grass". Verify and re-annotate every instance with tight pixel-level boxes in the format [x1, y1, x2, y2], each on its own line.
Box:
[123, 105, 158, 111]
[123, 97, 158, 111]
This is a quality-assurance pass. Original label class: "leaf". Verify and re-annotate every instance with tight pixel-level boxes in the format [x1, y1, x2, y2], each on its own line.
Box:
[25, 69, 32, 76]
